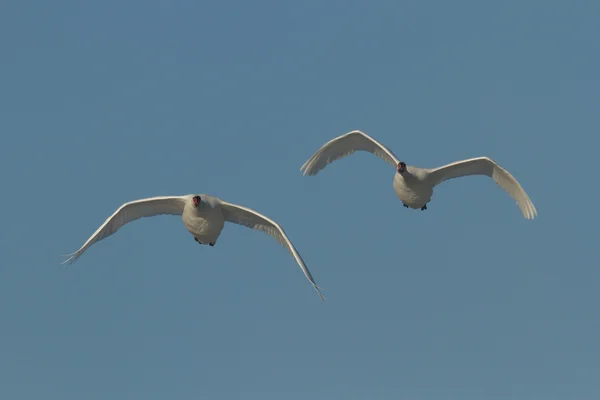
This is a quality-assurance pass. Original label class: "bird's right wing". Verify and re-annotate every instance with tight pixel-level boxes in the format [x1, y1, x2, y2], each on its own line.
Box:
[62, 196, 187, 265]
[300, 130, 400, 176]
[428, 157, 537, 220]
[220, 200, 325, 301]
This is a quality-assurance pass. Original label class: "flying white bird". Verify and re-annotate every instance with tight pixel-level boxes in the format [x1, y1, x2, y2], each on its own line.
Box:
[63, 194, 325, 301]
[301, 130, 537, 219]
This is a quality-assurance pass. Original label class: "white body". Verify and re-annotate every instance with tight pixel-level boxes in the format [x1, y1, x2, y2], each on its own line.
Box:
[181, 200, 226, 244]
[63, 194, 325, 301]
[301, 130, 537, 219]
[392, 168, 434, 209]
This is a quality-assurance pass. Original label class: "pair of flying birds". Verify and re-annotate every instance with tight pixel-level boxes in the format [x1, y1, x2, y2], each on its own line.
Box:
[63, 130, 537, 301]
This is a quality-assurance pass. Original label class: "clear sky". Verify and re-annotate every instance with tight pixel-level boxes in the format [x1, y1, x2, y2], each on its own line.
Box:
[1, 1, 598, 399]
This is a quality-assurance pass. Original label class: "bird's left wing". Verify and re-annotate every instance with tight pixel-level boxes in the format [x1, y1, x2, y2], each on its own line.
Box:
[427, 157, 537, 220]
[62, 196, 187, 265]
[300, 130, 400, 176]
[220, 201, 325, 301]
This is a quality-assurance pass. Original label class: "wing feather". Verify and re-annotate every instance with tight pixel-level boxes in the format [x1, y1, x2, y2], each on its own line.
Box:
[62, 196, 186, 265]
[220, 201, 325, 301]
[300, 130, 400, 176]
[428, 157, 537, 220]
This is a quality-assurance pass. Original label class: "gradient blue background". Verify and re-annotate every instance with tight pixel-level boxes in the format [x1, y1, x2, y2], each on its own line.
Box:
[1, 1, 598, 399]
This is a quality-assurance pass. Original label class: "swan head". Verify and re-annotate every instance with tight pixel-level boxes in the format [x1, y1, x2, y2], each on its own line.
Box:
[192, 195, 201, 208]
[397, 161, 406, 174]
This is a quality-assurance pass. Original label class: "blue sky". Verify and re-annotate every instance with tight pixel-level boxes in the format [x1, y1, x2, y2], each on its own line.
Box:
[1, 0, 598, 398]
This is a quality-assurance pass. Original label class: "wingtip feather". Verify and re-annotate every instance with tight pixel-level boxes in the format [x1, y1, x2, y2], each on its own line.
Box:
[60, 251, 79, 266]
[312, 284, 326, 301]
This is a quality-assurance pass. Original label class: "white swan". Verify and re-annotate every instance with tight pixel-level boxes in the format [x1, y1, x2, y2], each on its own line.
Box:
[301, 130, 537, 220]
[63, 194, 325, 300]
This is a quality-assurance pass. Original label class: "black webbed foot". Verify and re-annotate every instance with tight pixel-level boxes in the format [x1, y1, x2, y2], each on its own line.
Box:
[209, 242, 215, 247]
[420, 204, 427, 211]
[403, 204, 409, 208]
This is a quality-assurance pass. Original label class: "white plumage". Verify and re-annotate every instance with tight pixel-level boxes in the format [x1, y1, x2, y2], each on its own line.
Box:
[301, 130, 537, 220]
[63, 194, 325, 301]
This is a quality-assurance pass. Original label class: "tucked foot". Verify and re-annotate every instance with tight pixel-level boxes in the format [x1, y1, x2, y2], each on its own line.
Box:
[194, 237, 202, 244]
[209, 242, 215, 247]
[420, 204, 427, 211]
[403, 203, 409, 208]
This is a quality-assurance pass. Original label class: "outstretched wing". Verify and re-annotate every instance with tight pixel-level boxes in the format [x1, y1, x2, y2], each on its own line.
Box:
[300, 130, 400, 176]
[427, 157, 537, 220]
[62, 196, 187, 265]
[220, 201, 325, 301]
